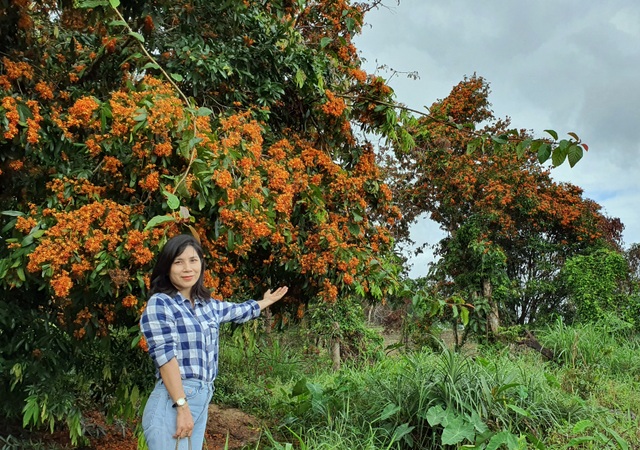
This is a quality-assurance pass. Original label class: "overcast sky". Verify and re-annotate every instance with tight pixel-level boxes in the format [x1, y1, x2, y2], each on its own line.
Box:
[354, 0, 640, 277]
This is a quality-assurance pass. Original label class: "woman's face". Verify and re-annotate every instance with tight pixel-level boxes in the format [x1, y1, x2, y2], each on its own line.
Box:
[169, 245, 202, 298]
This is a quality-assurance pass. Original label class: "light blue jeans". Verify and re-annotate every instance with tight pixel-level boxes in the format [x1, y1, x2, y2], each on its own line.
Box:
[142, 378, 214, 450]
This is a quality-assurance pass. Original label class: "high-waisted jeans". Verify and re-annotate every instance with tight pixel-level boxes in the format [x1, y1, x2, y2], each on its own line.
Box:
[142, 378, 214, 450]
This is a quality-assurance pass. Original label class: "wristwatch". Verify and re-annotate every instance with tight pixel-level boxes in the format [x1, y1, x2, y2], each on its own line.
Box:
[172, 397, 187, 408]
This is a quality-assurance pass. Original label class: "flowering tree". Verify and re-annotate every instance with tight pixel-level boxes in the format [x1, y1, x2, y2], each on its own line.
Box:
[385, 76, 623, 334]
[0, 0, 403, 434]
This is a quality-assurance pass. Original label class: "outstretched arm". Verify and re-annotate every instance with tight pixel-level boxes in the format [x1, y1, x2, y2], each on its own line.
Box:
[256, 286, 289, 311]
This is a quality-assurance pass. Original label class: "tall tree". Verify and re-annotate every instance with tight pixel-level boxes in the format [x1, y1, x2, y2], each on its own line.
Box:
[386, 76, 623, 328]
[0, 0, 401, 433]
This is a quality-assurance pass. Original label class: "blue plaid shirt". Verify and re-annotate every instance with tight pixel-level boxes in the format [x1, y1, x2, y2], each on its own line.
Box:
[140, 292, 260, 383]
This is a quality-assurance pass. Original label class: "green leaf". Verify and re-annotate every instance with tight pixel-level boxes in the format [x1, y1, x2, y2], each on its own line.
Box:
[291, 378, 308, 397]
[170, 73, 184, 82]
[164, 192, 180, 210]
[1, 210, 25, 217]
[506, 403, 531, 417]
[460, 306, 469, 326]
[378, 403, 401, 421]
[544, 129, 558, 140]
[195, 107, 214, 116]
[567, 143, 583, 167]
[320, 37, 333, 49]
[426, 405, 448, 427]
[77, 0, 109, 8]
[391, 423, 415, 444]
[295, 68, 307, 88]
[486, 431, 520, 450]
[109, 0, 120, 7]
[108, 20, 127, 27]
[572, 420, 594, 433]
[537, 143, 551, 163]
[515, 138, 532, 158]
[440, 415, 475, 445]
[551, 141, 568, 167]
[128, 31, 145, 43]
[144, 215, 175, 231]
[141, 62, 161, 71]
[490, 134, 508, 145]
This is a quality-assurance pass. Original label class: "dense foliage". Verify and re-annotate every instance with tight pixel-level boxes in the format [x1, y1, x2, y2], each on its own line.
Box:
[0, 0, 405, 441]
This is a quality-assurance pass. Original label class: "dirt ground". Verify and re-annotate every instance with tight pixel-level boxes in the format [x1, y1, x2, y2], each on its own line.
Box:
[84, 405, 262, 450]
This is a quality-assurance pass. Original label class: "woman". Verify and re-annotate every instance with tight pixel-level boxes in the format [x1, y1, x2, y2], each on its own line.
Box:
[140, 234, 288, 450]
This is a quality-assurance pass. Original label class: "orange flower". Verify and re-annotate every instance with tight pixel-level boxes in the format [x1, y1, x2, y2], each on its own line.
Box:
[122, 294, 138, 308]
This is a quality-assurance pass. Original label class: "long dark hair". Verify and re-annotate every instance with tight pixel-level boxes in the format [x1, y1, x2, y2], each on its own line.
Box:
[149, 234, 211, 300]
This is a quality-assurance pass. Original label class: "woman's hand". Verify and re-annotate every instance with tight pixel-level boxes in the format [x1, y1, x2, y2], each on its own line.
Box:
[174, 405, 194, 439]
[257, 286, 288, 310]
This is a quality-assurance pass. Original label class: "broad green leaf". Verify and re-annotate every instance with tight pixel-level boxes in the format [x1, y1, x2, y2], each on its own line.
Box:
[486, 431, 520, 450]
[551, 141, 568, 167]
[128, 31, 145, 43]
[378, 403, 401, 421]
[170, 73, 184, 82]
[426, 405, 448, 427]
[537, 143, 551, 163]
[440, 415, 475, 445]
[109, 0, 120, 7]
[567, 143, 583, 167]
[195, 107, 214, 116]
[144, 215, 175, 231]
[515, 138, 532, 158]
[291, 378, 308, 397]
[77, 0, 109, 7]
[320, 37, 333, 49]
[460, 306, 469, 326]
[108, 20, 127, 27]
[490, 134, 508, 145]
[391, 423, 415, 444]
[544, 129, 558, 140]
[165, 192, 180, 210]
[141, 62, 161, 71]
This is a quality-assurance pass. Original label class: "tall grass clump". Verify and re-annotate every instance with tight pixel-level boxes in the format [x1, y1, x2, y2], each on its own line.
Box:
[272, 343, 589, 449]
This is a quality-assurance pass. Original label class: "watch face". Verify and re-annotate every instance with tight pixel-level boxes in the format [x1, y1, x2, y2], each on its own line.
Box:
[176, 398, 186, 406]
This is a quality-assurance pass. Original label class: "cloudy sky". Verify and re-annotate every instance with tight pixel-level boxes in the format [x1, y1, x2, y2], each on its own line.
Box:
[354, 0, 640, 277]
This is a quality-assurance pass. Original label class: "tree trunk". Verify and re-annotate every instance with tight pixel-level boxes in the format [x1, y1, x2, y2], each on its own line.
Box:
[331, 339, 341, 371]
[483, 279, 500, 335]
[331, 322, 341, 371]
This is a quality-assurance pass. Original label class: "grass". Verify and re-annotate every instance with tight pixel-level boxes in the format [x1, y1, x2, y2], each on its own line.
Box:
[217, 320, 640, 450]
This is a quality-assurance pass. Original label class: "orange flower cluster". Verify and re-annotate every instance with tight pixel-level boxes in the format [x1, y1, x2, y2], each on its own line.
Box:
[122, 294, 138, 308]
[124, 230, 154, 266]
[321, 90, 346, 117]
[1, 57, 34, 83]
[15, 215, 36, 233]
[1, 96, 19, 140]
[27, 198, 133, 299]
[139, 171, 160, 192]
[34, 81, 54, 100]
